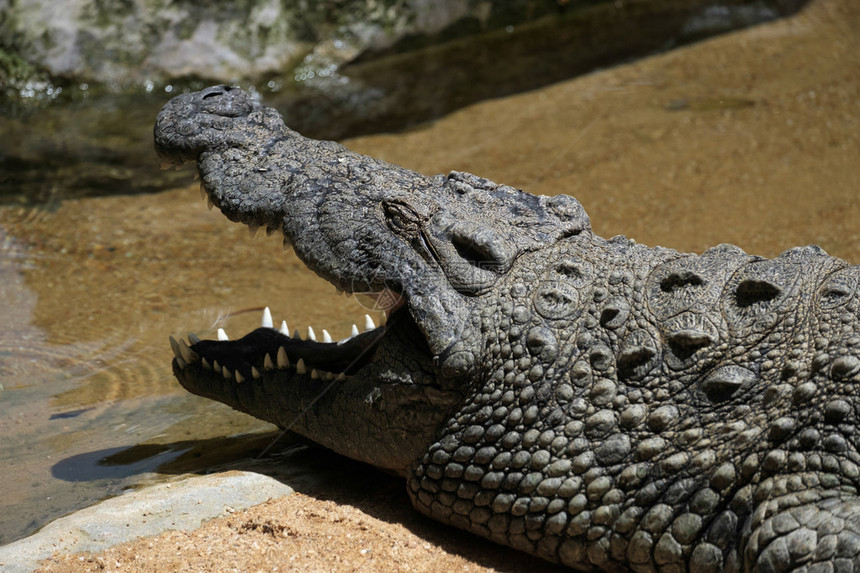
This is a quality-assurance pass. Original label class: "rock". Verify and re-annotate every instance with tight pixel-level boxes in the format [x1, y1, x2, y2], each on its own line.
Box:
[0, 471, 293, 573]
[0, 0, 526, 86]
[0, 0, 802, 90]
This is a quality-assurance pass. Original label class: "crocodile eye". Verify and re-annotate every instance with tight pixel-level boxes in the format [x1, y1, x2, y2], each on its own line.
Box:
[450, 228, 508, 273]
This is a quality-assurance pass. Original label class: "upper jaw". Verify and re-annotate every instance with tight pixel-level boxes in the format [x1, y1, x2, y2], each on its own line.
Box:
[155, 85, 592, 377]
[156, 90, 471, 363]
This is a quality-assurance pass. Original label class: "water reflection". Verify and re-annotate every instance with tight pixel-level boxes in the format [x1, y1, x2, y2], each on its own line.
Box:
[0, 192, 383, 543]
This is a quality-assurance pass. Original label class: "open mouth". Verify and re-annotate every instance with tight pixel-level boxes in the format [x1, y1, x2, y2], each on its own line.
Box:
[166, 285, 452, 474]
[169, 307, 389, 385]
[167, 169, 417, 390]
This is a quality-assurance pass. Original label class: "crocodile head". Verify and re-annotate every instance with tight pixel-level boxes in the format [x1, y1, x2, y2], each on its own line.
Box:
[155, 85, 591, 474]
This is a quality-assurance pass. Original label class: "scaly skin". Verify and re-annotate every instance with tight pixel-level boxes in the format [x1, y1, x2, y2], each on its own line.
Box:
[155, 86, 860, 572]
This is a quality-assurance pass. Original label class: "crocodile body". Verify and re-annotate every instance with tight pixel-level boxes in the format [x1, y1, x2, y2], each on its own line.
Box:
[155, 86, 860, 572]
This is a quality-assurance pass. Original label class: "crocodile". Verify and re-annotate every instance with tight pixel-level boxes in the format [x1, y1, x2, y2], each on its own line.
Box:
[155, 85, 860, 572]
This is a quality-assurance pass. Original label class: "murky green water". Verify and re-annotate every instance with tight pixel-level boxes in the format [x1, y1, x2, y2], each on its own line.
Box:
[0, 0, 855, 549]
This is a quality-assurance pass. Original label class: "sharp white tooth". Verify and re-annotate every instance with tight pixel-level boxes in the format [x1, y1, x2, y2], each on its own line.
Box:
[198, 183, 206, 198]
[201, 357, 212, 371]
[188, 333, 201, 344]
[280, 320, 290, 336]
[296, 358, 307, 375]
[277, 346, 290, 368]
[311, 368, 319, 380]
[177, 338, 191, 362]
[263, 353, 275, 370]
[364, 314, 376, 331]
[213, 360, 221, 372]
[321, 371, 335, 381]
[293, 328, 301, 340]
[251, 366, 261, 379]
[235, 371, 245, 383]
[206, 196, 214, 211]
[307, 326, 317, 342]
[175, 356, 187, 369]
[261, 307, 274, 329]
[322, 329, 332, 343]
[217, 328, 229, 341]
[222, 366, 232, 379]
[169, 336, 181, 360]
[178, 339, 198, 363]
[351, 324, 360, 337]
[248, 224, 260, 238]
[336, 372, 347, 382]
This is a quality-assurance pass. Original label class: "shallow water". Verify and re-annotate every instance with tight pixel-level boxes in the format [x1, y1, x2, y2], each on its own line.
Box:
[0, 190, 389, 543]
[0, 0, 857, 548]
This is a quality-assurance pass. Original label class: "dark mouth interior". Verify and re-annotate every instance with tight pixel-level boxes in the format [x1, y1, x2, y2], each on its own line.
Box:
[170, 182, 412, 384]
[170, 304, 415, 384]
[193, 324, 384, 380]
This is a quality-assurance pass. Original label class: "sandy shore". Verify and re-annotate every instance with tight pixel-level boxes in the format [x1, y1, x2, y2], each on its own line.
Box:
[38, 482, 564, 572]
[36, 0, 859, 570]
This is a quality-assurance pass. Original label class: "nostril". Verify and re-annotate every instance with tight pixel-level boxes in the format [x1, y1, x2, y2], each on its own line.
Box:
[201, 85, 233, 100]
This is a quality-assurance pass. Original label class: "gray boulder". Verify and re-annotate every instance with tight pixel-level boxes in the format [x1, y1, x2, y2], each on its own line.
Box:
[0, 471, 293, 573]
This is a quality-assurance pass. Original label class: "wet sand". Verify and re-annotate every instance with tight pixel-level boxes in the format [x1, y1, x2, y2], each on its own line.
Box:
[30, 0, 860, 570]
